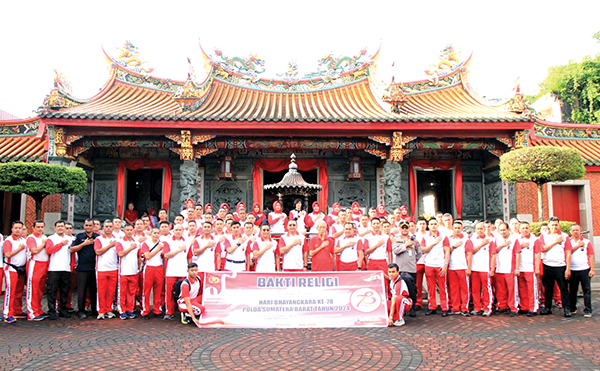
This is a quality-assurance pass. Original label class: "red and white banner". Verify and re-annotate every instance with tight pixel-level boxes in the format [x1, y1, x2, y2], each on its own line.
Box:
[201, 271, 388, 328]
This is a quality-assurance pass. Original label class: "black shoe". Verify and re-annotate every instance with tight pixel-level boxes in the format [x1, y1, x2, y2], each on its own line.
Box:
[142, 315, 150, 320]
[425, 310, 437, 316]
[414, 305, 421, 311]
[441, 311, 449, 317]
[518, 309, 528, 315]
[78, 312, 87, 319]
[527, 311, 537, 317]
[408, 309, 416, 318]
[540, 308, 552, 315]
[58, 311, 72, 318]
[510, 312, 518, 317]
[564, 310, 572, 318]
[67, 308, 77, 313]
[48, 312, 58, 320]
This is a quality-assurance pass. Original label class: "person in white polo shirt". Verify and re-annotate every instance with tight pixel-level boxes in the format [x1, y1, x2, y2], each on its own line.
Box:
[279, 219, 308, 272]
[116, 223, 141, 320]
[191, 221, 220, 280]
[538, 216, 573, 317]
[516, 221, 541, 317]
[422, 218, 450, 317]
[139, 227, 164, 319]
[3, 221, 27, 324]
[568, 224, 594, 317]
[45, 220, 73, 320]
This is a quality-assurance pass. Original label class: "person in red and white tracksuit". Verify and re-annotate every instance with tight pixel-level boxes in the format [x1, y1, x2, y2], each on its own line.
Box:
[139, 228, 165, 318]
[162, 224, 192, 319]
[223, 222, 250, 272]
[94, 220, 119, 319]
[46, 221, 74, 320]
[413, 218, 428, 310]
[362, 217, 392, 294]
[422, 219, 450, 316]
[191, 221, 220, 274]
[177, 263, 205, 327]
[279, 220, 308, 272]
[568, 224, 594, 317]
[251, 224, 280, 272]
[3, 221, 27, 323]
[516, 222, 541, 316]
[334, 223, 363, 271]
[470, 222, 496, 316]
[447, 221, 473, 316]
[26, 220, 48, 321]
[115, 223, 141, 319]
[387, 263, 412, 327]
[493, 222, 521, 316]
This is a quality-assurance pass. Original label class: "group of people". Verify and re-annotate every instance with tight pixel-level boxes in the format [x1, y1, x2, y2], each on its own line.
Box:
[1, 198, 595, 328]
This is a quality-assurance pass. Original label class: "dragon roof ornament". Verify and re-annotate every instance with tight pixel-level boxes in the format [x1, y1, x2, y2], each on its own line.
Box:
[424, 45, 462, 86]
[210, 48, 266, 77]
[115, 41, 154, 75]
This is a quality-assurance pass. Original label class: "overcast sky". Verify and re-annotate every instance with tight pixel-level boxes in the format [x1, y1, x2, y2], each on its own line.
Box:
[1, 0, 599, 118]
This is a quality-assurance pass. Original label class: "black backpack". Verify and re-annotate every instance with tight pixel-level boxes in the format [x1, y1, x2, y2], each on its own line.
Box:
[400, 272, 417, 303]
[171, 278, 190, 304]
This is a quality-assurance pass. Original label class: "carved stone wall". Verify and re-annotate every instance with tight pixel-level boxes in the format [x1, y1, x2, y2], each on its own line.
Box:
[204, 157, 253, 209]
[170, 161, 181, 219]
[382, 161, 402, 213]
[179, 160, 199, 209]
[327, 157, 376, 209]
[484, 166, 503, 220]
[92, 159, 118, 219]
[461, 161, 484, 220]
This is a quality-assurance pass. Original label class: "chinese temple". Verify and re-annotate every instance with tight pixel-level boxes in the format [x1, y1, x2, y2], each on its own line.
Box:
[0, 42, 598, 245]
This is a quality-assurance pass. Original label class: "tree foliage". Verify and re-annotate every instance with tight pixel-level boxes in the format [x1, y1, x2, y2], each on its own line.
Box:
[0, 162, 87, 219]
[500, 146, 585, 185]
[537, 33, 600, 124]
[500, 146, 585, 221]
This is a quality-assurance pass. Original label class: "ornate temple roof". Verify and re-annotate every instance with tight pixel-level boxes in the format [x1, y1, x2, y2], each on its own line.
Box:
[530, 120, 600, 166]
[39, 43, 533, 125]
[0, 118, 47, 162]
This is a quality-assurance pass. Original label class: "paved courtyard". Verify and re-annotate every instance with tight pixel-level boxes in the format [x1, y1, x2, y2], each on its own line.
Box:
[1, 298, 599, 371]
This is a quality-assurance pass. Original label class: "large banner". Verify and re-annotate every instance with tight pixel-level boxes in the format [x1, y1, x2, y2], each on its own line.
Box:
[201, 271, 388, 328]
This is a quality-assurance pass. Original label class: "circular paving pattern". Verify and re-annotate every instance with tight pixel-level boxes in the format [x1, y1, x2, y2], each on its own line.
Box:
[191, 328, 422, 370]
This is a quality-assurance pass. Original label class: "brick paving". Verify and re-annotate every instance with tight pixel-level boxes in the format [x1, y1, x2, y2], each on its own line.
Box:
[1, 299, 598, 370]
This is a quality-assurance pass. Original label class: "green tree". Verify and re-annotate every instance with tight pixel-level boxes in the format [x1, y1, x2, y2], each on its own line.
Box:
[0, 162, 87, 219]
[536, 32, 600, 124]
[500, 146, 585, 221]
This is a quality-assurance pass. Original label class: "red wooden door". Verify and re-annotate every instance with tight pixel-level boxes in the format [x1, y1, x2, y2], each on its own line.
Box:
[551, 186, 580, 224]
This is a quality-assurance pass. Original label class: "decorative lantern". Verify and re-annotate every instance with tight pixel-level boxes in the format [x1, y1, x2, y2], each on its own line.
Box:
[348, 157, 362, 180]
[218, 156, 233, 180]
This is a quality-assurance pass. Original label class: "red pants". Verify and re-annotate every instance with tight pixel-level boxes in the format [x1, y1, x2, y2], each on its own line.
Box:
[448, 269, 470, 313]
[96, 270, 118, 315]
[471, 271, 493, 313]
[425, 266, 448, 311]
[387, 296, 411, 321]
[142, 266, 164, 316]
[4, 268, 25, 318]
[178, 295, 205, 317]
[119, 275, 138, 314]
[165, 276, 184, 315]
[416, 263, 425, 307]
[495, 273, 518, 312]
[338, 261, 358, 271]
[518, 272, 539, 312]
[368, 259, 390, 298]
[283, 269, 303, 272]
[26, 260, 48, 319]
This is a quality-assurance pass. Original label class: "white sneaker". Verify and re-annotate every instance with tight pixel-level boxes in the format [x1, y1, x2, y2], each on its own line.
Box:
[106, 312, 116, 319]
[584, 313, 592, 318]
[97, 313, 105, 320]
[482, 311, 491, 317]
[393, 318, 405, 327]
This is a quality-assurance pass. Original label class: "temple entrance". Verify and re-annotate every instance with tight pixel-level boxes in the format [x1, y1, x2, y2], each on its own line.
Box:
[263, 169, 318, 213]
[416, 169, 453, 217]
[126, 168, 163, 217]
[0, 191, 21, 235]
